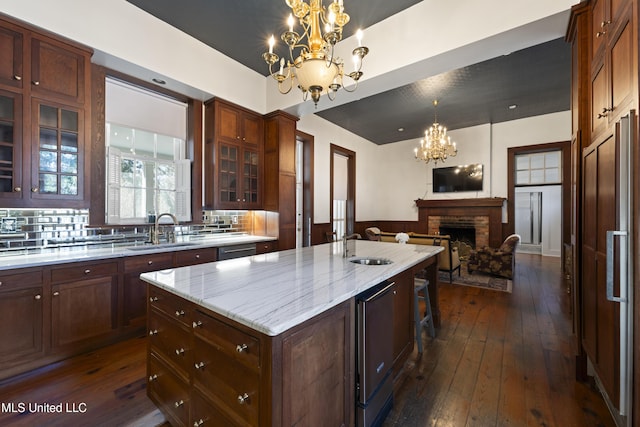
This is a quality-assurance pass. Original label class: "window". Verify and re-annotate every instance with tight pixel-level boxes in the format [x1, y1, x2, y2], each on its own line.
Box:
[105, 78, 190, 224]
[515, 151, 561, 185]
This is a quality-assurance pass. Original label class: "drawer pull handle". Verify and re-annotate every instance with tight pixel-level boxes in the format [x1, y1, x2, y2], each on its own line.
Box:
[13, 75, 21, 81]
[237, 393, 250, 405]
[53, 291, 60, 296]
[194, 361, 205, 370]
[148, 374, 158, 382]
[149, 329, 158, 336]
[13, 186, 21, 192]
[84, 269, 91, 274]
[174, 400, 184, 408]
[596, 30, 606, 38]
[175, 310, 185, 317]
[34, 294, 41, 300]
[236, 343, 248, 353]
[194, 420, 204, 427]
[175, 348, 185, 355]
[0, 281, 2, 286]
[149, 296, 158, 302]
[148, 260, 153, 265]
[32, 80, 39, 86]
[192, 320, 202, 328]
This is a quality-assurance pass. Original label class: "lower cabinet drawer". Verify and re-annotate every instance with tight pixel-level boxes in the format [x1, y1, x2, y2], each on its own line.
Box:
[148, 352, 190, 427]
[149, 287, 193, 328]
[193, 337, 260, 426]
[148, 310, 192, 378]
[192, 391, 246, 427]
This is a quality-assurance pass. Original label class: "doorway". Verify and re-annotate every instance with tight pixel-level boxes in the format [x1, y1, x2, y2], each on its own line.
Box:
[295, 131, 314, 247]
[330, 144, 356, 240]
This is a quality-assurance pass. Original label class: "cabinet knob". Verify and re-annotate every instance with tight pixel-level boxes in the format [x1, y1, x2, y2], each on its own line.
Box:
[236, 135, 240, 139]
[195, 254, 200, 259]
[194, 361, 205, 370]
[242, 137, 246, 141]
[53, 291, 60, 296]
[147, 260, 153, 265]
[194, 420, 204, 427]
[148, 374, 158, 382]
[13, 186, 21, 192]
[601, 20, 611, 28]
[149, 296, 158, 302]
[34, 294, 41, 300]
[32, 81, 40, 86]
[148, 329, 158, 336]
[192, 320, 203, 328]
[31, 187, 38, 193]
[237, 393, 250, 405]
[175, 309, 185, 317]
[13, 75, 21, 81]
[175, 348, 185, 355]
[597, 107, 613, 119]
[236, 343, 248, 353]
[596, 30, 606, 38]
[84, 269, 91, 274]
[174, 400, 184, 408]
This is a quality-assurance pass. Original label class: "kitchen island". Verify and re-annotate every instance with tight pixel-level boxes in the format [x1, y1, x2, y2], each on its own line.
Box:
[140, 240, 442, 426]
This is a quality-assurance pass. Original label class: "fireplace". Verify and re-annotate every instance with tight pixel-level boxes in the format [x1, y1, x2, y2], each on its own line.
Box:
[415, 198, 505, 248]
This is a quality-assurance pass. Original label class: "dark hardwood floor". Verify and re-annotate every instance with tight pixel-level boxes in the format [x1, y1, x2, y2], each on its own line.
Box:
[0, 254, 615, 426]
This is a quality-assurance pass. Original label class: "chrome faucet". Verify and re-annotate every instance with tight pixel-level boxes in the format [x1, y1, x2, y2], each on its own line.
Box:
[343, 233, 359, 258]
[151, 213, 178, 245]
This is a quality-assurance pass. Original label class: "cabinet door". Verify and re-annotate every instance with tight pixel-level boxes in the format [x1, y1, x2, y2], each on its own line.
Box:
[216, 142, 240, 209]
[590, 61, 608, 138]
[392, 269, 414, 367]
[0, 22, 24, 90]
[0, 286, 43, 366]
[241, 113, 261, 146]
[591, 0, 608, 61]
[608, 12, 634, 123]
[30, 35, 87, 104]
[51, 275, 117, 350]
[217, 103, 240, 143]
[30, 99, 84, 203]
[241, 147, 261, 208]
[0, 90, 24, 199]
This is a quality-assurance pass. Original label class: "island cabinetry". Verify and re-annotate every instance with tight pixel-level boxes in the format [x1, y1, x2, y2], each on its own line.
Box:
[174, 247, 217, 267]
[0, 15, 92, 208]
[391, 268, 414, 371]
[148, 287, 195, 427]
[0, 268, 44, 371]
[204, 98, 264, 210]
[255, 240, 276, 254]
[49, 260, 118, 352]
[123, 252, 174, 331]
[146, 284, 354, 426]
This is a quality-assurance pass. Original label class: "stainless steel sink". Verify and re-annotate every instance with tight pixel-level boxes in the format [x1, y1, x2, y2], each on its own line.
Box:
[125, 242, 197, 251]
[349, 257, 393, 265]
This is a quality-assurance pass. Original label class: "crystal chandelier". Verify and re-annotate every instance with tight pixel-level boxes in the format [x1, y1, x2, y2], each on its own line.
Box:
[262, 0, 369, 107]
[414, 100, 458, 164]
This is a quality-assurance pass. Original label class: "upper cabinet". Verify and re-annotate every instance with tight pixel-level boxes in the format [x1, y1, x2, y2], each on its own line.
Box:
[204, 98, 264, 210]
[589, 0, 635, 140]
[0, 15, 91, 208]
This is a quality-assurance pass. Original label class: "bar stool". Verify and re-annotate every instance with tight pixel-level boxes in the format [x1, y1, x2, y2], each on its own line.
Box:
[414, 278, 436, 353]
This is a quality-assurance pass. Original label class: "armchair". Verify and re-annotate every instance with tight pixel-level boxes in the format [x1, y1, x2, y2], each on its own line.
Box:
[467, 234, 520, 279]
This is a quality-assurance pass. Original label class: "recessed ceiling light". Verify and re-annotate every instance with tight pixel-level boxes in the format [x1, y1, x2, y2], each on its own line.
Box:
[508, 104, 517, 110]
[152, 78, 166, 85]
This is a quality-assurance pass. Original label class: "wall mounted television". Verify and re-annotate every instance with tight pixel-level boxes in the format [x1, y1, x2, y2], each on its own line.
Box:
[433, 164, 483, 193]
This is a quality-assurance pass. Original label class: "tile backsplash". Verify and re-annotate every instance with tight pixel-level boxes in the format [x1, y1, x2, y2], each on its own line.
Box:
[0, 209, 252, 254]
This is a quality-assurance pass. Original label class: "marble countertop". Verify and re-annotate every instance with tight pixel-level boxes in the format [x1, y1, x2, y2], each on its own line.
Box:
[0, 234, 276, 270]
[141, 240, 443, 336]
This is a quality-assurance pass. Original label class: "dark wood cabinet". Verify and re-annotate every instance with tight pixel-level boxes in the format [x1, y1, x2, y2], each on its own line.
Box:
[123, 252, 174, 331]
[0, 15, 91, 208]
[0, 269, 44, 371]
[255, 240, 276, 254]
[50, 261, 118, 351]
[204, 98, 264, 210]
[146, 284, 354, 426]
[391, 269, 414, 369]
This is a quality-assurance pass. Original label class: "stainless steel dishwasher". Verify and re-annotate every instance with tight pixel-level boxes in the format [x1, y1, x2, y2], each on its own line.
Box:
[217, 243, 256, 260]
[356, 279, 395, 427]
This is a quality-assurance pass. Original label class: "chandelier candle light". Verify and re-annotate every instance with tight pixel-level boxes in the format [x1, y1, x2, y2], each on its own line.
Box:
[263, 0, 369, 107]
[414, 100, 458, 164]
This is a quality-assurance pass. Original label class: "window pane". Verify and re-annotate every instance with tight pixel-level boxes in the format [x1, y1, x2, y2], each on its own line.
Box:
[109, 124, 134, 151]
[156, 163, 175, 190]
[156, 134, 175, 160]
[140, 160, 154, 188]
[0, 122, 14, 142]
[0, 95, 14, 119]
[40, 128, 57, 150]
[61, 153, 77, 174]
[61, 132, 78, 152]
[60, 175, 78, 195]
[516, 170, 529, 185]
[39, 173, 57, 193]
[39, 105, 57, 127]
[545, 168, 560, 183]
[121, 159, 135, 186]
[61, 109, 78, 131]
[135, 129, 155, 157]
[530, 169, 544, 183]
[545, 151, 560, 168]
[530, 154, 545, 169]
[515, 156, 529, 170]
[157, 190, 174, 214]
[39, 151, 57, 172]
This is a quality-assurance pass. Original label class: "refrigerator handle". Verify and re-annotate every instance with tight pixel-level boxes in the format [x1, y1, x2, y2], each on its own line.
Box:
[606, 230, 628, 303]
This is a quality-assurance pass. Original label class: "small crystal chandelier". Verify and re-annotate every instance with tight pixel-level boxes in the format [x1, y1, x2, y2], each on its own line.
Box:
[414, 100, 458, 164]
[262, 0, 369, 107]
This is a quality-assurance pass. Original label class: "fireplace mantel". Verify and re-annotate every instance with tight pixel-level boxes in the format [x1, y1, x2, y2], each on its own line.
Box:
[415, 198, 506, 247]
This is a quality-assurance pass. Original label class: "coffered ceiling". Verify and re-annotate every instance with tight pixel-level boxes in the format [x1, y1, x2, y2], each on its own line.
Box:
[126, 0, 571, 145]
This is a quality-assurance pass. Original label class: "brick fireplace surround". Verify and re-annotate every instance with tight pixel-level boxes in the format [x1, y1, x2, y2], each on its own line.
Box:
[415, 198, 506, 248]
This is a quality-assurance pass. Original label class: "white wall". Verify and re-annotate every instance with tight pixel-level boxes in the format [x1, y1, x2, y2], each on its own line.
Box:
[299, 110, 571, 224]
